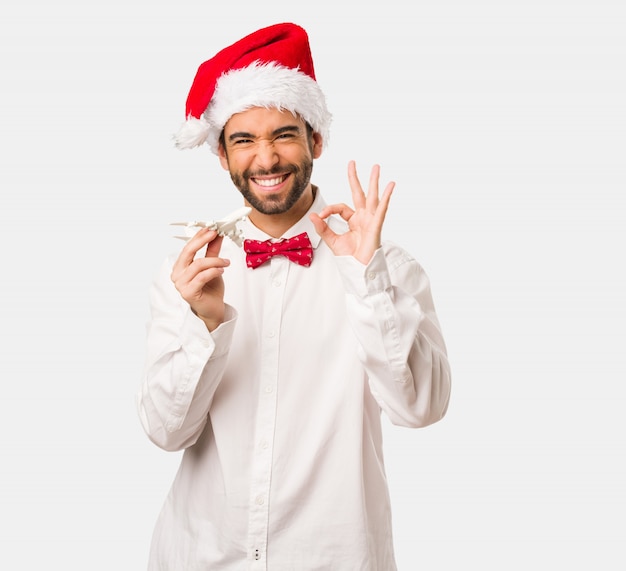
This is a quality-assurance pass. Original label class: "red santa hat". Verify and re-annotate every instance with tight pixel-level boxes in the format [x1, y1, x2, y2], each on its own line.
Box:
[174, 22, 332, 154]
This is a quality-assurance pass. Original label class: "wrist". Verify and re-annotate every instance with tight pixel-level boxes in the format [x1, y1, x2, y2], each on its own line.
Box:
[191, 307, 225, 332]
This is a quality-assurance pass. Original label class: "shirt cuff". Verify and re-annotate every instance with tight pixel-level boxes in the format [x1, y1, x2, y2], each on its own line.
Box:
[209, 304, 237, 357]
[181, 304, 237, 358]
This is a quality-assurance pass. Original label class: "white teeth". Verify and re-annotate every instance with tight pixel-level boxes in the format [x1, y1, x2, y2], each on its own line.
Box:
[255, 176, 284, 187]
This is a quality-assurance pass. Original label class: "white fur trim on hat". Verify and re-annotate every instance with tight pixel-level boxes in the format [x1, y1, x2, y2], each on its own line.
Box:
[173, 116, 211, 150]
[175, 61, 331, 154]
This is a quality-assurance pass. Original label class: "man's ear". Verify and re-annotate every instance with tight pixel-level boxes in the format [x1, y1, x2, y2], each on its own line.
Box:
[312, 132, 323, 159]
[217, 143, 229, 170]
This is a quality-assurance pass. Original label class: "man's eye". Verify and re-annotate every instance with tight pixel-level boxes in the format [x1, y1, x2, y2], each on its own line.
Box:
[233, 138, 253, 145]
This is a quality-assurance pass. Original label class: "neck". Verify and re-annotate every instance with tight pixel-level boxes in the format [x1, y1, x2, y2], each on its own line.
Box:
[247, 185, 316, 238]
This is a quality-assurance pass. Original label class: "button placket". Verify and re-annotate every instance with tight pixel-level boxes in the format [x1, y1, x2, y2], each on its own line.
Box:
[246, 257, 290, 567]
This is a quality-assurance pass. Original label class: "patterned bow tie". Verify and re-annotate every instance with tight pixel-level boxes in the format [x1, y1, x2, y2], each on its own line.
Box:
[243, 232, 313, 269]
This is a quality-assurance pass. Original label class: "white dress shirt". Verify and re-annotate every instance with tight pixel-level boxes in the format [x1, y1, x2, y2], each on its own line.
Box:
[138, 190, 451, 570]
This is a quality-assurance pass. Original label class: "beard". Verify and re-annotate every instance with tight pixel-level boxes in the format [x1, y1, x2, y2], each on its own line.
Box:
[228, 157, 313, 215]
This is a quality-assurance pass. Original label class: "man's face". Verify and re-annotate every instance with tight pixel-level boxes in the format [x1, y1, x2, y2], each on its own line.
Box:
[218, 107, 322, 215]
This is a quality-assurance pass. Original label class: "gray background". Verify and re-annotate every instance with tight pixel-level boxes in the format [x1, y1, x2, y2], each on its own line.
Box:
[1, 0, 624, 568]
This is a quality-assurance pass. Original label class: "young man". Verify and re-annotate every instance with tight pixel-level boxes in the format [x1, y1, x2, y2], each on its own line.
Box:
[138, 22, 451, 570]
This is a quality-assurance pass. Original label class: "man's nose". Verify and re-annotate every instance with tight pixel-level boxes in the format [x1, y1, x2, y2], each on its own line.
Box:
[255, 140, 280, 169]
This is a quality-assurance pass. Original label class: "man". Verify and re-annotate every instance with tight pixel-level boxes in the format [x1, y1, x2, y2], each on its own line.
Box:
[138, 22, 451, 570]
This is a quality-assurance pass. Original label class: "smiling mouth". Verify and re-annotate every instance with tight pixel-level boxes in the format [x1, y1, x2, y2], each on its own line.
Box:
[252, 174, 289, 188]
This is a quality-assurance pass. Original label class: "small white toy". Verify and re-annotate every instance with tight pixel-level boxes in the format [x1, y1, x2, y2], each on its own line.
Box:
[170, 206, 252, 247]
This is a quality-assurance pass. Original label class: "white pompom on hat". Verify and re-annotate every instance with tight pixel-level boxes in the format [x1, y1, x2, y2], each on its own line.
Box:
[174, 23, 332, 154]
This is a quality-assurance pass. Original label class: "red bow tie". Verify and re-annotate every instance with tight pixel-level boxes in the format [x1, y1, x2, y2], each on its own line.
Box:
[243, 232, 313, 269]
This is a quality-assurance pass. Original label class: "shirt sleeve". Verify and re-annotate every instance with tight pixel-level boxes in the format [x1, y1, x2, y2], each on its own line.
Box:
[335, 244, 451, 428]
[136, 256, 237, 451]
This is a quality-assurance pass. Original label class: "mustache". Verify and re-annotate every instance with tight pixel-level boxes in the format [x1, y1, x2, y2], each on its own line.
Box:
[244, 165, 297, 178]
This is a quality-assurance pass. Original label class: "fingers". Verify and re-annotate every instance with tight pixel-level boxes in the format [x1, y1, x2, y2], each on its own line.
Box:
[347, 160, 366, 210]
[182, 259, 227, 293]
[171, 228, 229, 285]
[374, 181, 395, 224]
[366, 164, 381, 210]
[316, 203, 355, 222]
[348, 161, 394, 214]
[205, 233, 224, 258]
[172, 227, 214, 277]
[309, 212, 332, 241]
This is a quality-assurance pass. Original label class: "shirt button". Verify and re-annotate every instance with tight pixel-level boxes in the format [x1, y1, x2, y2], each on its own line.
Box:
[368, 272, 376, 280]
[267, 330, 275, 338]
[256, 495, 264, 505]
[265, 385, 273, 394]
[260, 439, 269, 449]
[272, 280, 281, 287]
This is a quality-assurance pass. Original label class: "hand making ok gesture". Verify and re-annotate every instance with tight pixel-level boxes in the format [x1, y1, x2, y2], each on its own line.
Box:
[310, 161, 395, 265]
